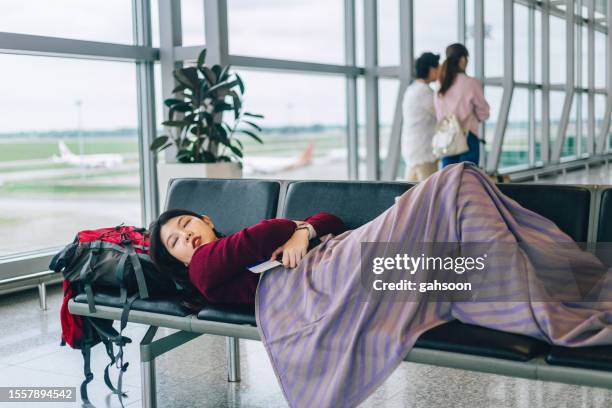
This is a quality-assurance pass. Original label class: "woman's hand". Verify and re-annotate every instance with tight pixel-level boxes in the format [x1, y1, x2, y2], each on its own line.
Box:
[270, 225, 310, 268]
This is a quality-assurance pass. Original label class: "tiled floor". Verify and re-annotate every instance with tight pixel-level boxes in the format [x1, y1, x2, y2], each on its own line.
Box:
[1, 286, 612, 408]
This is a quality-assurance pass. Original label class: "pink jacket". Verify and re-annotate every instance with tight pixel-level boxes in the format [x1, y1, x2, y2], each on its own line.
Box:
[433, 73, 490, 137]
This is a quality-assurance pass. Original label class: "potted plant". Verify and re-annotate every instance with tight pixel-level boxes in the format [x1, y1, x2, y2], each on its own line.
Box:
[151, 48, 264, 203]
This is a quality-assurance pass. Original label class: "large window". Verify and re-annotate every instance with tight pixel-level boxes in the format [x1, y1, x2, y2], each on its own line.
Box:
[227, 0, 344, 64]
[235, 69, 347, 180]
[0, 1, 133, 44]
[414, 0, 458, 58]
[503, 88, 529, 168]
[0, 55, 141, 256]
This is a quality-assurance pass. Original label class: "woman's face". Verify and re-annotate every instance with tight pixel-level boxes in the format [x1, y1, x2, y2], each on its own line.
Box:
[160, 214, 218, 266]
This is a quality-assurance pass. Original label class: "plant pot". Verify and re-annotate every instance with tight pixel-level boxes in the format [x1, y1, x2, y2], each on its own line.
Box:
[157, 161, 243, 207]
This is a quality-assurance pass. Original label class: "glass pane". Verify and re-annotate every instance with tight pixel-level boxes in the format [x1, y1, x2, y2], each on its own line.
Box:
[535, 9, 542, 83]
[594, 0, 607, 21]
[414, 0, 458, 59]
[580, 24, 588, 88]
[378, 0, 399, 66]
[579, 93, 588, 156]
[595, 94, 607, 148]
[595, 31, 606, 88]
[502, 88, 529, 168]
[563, 93, 578, 158]
[0, 55, 141, 257]
[228, 0, 344, 64]
[356, 0, 365, 66]
[483, 86, 504, 154]
[550, 17, 566, 84]
[484, 0, 504, 78]
[181, 0, 206, 46]
[234, 69, 347, 180]
[514, 4, 529, 82]
[465, 0, 476, 77]
[535, 89, 542, 163]
[378, 79, 401, 173]
[0, 0, 133, 44]
[151, 0, 160, 48]
[549, 90, 566, 155]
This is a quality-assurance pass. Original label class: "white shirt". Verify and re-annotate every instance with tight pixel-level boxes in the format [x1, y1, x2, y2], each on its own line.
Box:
[401, 81, 437, 166]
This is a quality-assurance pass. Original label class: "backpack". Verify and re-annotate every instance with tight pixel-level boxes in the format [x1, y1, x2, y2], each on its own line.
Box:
[50, 225, 179, 407]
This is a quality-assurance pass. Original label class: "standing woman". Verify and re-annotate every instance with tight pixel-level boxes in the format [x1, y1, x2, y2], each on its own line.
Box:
[434, 43, 490, 167]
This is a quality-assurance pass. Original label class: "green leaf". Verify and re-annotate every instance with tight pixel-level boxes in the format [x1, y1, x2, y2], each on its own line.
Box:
[173, 70, 195, 90]
[232, 138, 244, 149]
[244, 112, 264, 119]
[208, 79, 240, 94]
[162, 120, 187, 127]
[201, 67, 216, 84]
[242, 120, 262, 132]
[197, 49, 207, 68]
[229, 145, 243, 158]
[171, 103, 192, 113]
[228, 90, 242, 119]
[219, 65, 231, 81]
[240, 129, 263, 144]
[217, 155, 232, 162]
[150, 135, 169, 151]
[235, 73, 245, 93]
[164, 98, 184, 108]
[211, 65, 222, 80]
[172, 83, 187, 94]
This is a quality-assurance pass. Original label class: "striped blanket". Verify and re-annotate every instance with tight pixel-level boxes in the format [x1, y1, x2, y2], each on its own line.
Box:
[255, 162, 612, 408]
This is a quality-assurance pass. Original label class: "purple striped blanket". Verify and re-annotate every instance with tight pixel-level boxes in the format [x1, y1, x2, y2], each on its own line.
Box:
[255, 162, 612, 408]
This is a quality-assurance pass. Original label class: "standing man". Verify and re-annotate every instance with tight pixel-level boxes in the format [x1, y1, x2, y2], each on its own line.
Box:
[402, 52, 440, 181]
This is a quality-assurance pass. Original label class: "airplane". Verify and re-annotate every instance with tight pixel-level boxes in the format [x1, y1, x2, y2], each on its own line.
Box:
[242, 142, 314, 175]
[52, 141, 124, 169]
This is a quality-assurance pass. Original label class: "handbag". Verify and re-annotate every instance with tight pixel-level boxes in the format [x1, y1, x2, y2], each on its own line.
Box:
[431, 114, 469, 158]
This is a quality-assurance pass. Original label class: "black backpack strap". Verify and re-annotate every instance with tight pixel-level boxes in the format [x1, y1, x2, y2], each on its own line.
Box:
[88, 318, 133, 408]
[80, 241, 102, 313]
[79, 320, 97, 408]
[122, 240, 149, 299]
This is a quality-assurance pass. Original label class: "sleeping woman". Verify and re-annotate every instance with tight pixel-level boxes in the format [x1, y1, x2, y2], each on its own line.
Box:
[148, 209, 345, 306]
[148, 162, 612, 408]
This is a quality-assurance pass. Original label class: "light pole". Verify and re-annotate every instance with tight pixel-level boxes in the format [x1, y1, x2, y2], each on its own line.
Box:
[75, 99, 83, 159]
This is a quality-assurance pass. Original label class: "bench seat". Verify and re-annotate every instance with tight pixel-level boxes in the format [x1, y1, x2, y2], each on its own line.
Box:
[546, 345, 612, 372]
[74, 292, 191, 317]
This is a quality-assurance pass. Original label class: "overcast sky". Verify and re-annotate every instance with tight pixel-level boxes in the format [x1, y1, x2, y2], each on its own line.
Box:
[0, 0, 599, 133]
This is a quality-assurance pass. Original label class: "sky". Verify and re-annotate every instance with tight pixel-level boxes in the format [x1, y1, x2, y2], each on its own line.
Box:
[0, 0, 605, 133]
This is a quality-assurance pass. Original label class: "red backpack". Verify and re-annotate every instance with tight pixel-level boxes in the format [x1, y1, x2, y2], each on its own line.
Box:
[51, 225, 180, 407]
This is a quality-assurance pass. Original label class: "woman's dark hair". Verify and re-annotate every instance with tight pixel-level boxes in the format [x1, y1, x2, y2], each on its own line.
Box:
[148, 208, 224, 311]
[438, 43, 469, 96]
[414, 52, 440, 80]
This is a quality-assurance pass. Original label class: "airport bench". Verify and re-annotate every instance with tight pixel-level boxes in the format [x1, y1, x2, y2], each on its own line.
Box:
[69, 179, 612, 407]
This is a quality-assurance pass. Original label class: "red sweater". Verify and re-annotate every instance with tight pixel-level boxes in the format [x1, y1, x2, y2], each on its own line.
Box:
[188, 212, 345, 305]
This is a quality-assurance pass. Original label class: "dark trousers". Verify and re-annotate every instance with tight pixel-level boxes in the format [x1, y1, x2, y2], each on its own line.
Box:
[441, 131, 480, 167]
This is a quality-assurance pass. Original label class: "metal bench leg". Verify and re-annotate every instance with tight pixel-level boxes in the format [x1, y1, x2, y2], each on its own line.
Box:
[37, 282, 47, 311]
[226, 337, 241, 382]
[141, 326, 158, 408]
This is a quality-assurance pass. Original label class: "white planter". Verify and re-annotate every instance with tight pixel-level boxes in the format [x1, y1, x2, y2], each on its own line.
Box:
[157, 162, 242, 207]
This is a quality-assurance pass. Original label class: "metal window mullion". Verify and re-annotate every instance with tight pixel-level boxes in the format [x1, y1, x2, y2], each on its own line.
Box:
[541, 0, 550, 164]
[458, 0, 466, 43]
[551, 0, 575, 162]
[595, 0, 612, 153]
[528, 2, 536, 167]
[345, 0, 359, 180]
[203, 0, 229, 66]
[474, 0, 486, 158]
[588, 0, 596, 155]
[159, 0, 183, 165]
[486, 0, 514, 173]
[381, 0, 413, 181]
[364, 0, 380, 180]
[576, 1, 582, 157]
[132, 0, 159, 223]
